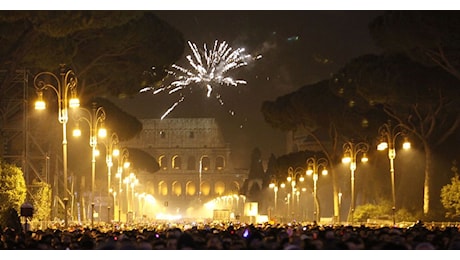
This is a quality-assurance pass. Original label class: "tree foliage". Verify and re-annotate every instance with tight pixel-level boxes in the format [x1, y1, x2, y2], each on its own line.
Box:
[334, 53, 460, 215]
[126, 147, 160, 173]
[261, 77, 389, 140]
[354, 200, 417, 223]
[259, 11, 460, 220]
[0, 12, 185, 202]
[0, 11, 185, 98]
[0, 160, 26, 227]
[370, 11, 460, 81]
[332, 53, 460, 146]
[30, 179, 52, 222]
[440, 173, 460, 219]
[0, 11, 185, 150]
[90, 97, 142, 141]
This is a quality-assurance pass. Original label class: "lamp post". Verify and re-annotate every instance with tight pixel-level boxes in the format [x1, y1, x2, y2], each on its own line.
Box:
[138, 192, 146, 222]
[338, 191, 342, 223]
[72, 102, 106, 227]
[101, 132, 119, 223]
[269, 179, 281, 219]
[342, 140, 369, 225]
[269, 181, 287, 220]
[115, 148, 130, 222]
[198, 156, 204, 203]
[109, 188, 116, 226]
[306, 156, 328, 223]
[123, 172, 138, 223]
[33, 65, 80, 228]
[377, 121, 411, 226]
[287, 167, 305, 219]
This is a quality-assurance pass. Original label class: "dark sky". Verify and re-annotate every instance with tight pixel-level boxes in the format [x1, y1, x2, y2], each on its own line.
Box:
[110, 10, 383, 168]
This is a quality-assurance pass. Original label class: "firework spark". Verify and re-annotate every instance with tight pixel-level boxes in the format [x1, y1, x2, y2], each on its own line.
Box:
[141, 40, 259, 119]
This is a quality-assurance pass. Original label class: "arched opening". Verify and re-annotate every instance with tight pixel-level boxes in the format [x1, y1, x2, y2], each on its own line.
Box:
[172, 155, 181, 170]
[159, 155, 167, 170]
[158, 181, 168, 196]
[214, 181, 225, 196]
[201, 156, 210, 171]
[172, 181, 182, 196]
[216, 156, 225, 170]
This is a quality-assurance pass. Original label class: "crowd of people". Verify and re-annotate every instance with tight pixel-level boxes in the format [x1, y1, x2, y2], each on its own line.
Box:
[1, 221, 460, 250]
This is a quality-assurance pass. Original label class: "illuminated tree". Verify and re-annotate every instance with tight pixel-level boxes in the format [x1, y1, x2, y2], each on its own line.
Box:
[440, 161, 460, 219]
[30, 179, 52, 222]
[0, 160, 26, 227]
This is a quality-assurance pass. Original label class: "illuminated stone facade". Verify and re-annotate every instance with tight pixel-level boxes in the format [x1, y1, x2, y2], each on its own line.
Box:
[123, 118, 248, 217]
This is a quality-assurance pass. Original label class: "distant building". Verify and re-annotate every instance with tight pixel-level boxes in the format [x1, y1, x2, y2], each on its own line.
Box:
[122, 118, 248, 219]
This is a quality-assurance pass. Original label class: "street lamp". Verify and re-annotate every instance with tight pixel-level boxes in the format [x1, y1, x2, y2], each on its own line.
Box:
[100, 132, 119, 223]
[109, 188, 116, 226]
[338, 191, 343, 222]
[269, 179, 281, 219]
[287, 167, 305, 219]
[33, 65, 80, 228]
[115, 148, 130, 222]
[198, 156, 206, 203]
[377, 120, 410, 226]
[123, 172, 138, 222]
[306, 156, 328, 223]
[342, 140, 369, 225]
[72, 102, 106, 227]
[138, 192, 146, 222]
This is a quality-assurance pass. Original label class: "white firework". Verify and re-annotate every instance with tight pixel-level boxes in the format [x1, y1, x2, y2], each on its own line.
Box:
[141, 40, 257, 120]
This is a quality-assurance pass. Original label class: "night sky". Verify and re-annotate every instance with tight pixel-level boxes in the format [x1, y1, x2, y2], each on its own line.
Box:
[109, 10, 383, 167]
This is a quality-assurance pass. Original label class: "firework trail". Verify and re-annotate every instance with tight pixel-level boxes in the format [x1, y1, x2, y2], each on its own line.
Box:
[141, 40, 261, 119]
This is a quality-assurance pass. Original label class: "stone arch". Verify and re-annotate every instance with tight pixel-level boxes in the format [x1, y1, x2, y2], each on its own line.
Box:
[216, 156, 225, 170]
[201, 181, 211, 196]
[172, 181, 182, 196]
[186, 181, 196, 196]
[200, 156, 210, 171]
[158, 181, 168, 196]
[229, 181, 240, 194]
[159, 155, 167, 170]
[172, 155, 181, 169]
[214, 181, 225, 196]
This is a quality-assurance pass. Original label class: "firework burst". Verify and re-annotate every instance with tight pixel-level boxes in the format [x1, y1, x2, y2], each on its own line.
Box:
[141, 40, 260, 119]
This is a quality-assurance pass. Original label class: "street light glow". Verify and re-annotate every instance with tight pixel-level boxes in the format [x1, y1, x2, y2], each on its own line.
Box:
[361, 153, 369, 163]
[69, 96, 80, 108]
[378, 120, 411, 226]
[33, 65, 80, 228]
[34, 92, 46, 110]
[72, 102, 106, 227]
[342, 156, 351, 164]
[377, 141, 388, 151]
[403, 137, 411, 150]
[113, 148, 120, 157]
[306, 156, 329, 223]
[98, 127, 107, 138]
[342, 140, 369, 224]
[72, 127, 81, 137]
